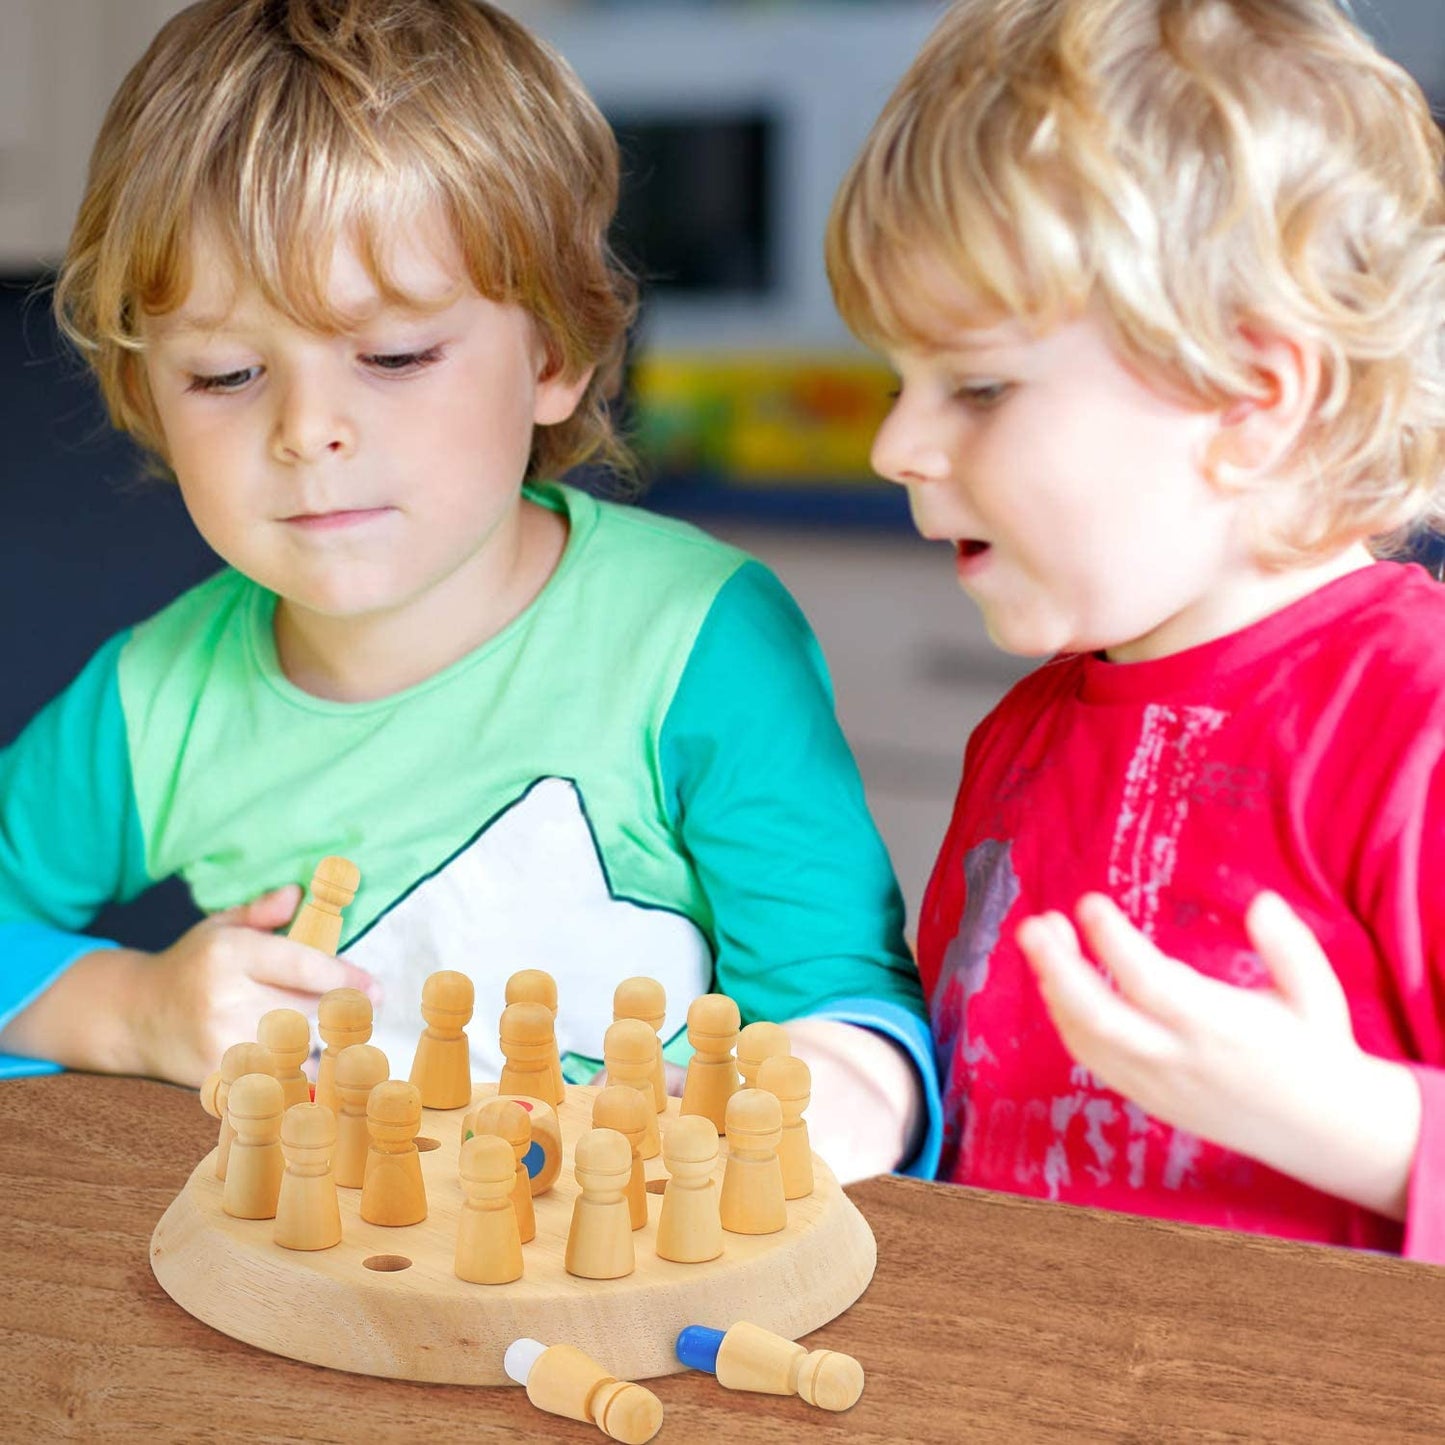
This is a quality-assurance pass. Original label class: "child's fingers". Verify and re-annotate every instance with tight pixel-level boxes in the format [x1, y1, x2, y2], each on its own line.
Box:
[1244, 891, 1350, 1028]
[1017, 910, 1173, 1065]
[211, 883, 305, 933]
[243, 937, 381, 1003]
[1073, 894, 1203, 1030]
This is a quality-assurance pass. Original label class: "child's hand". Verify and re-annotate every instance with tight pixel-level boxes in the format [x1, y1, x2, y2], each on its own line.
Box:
[783, 1018, 924, 1183]
[134, 883, 380, 1088]
[1016, 891, 1420, 1217]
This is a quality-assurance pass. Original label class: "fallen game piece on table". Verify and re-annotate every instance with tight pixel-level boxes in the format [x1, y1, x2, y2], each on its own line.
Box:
[719, 1088, 787, 1236]
[462, 1092, 563, 1196]
[469, 1098, 536, 1244]
[565, 1128, 636, 1280]
[504, 968, 566, 1103]
[359, 1080, 427, 1227]
[757, 1053, 814, 1201]
[456, 1134, 524, 1285]
[498, 1000, 565, 1108]
[286, 855, 361, 954]
[601, 1019, 661, 1160]
[201, 1040, 275, 1181]
[315, 988, 373, 1117]
[735, 1020, 790, 1091]
[222, 1073, 286, 1221]
[678, 993, 740, 1132]
[256, 1007, 312, 1110]
[409, 969, 475, 1110]
[504, 1339, 664, 1444]
[274, 1101, 342, 1251]
[655, 1113, 724, 1264]
[332, 1042, 389, 1189]
[675, 1320, 865, 1411]
[612, 977, 667, 1115]
[591, 1085, 650, 1230]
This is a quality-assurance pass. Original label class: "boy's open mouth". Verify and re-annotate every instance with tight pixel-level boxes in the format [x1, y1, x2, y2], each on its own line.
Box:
[957, 539, 991, 558]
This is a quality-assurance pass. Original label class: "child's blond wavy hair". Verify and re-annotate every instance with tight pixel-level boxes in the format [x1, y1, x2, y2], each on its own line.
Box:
[827, 0, 1445, 562]
[54, 0, 636, 483]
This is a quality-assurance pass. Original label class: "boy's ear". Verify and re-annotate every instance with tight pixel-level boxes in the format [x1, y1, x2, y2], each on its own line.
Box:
[533, 362, 596, 427]
[1204, 328, 1320, 488]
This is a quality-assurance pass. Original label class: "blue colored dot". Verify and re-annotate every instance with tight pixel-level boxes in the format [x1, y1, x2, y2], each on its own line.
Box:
[522, 1141, 546, 1178]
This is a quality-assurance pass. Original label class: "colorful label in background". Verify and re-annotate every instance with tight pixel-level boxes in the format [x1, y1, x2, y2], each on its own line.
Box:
[631, 352, 894, 485]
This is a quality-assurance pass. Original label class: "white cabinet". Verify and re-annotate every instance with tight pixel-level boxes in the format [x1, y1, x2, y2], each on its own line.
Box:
[0, 0, 190, 269]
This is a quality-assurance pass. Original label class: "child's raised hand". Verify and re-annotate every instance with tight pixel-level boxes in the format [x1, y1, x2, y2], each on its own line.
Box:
[1016, 891, 1420, 1217]
[135, 882, 380, 1089]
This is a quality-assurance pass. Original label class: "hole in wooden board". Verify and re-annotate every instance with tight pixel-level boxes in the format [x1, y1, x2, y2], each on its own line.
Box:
[363, 1255, 413, 1272]
[645, 1179, 667, 1195]
[416, 1136, 441, 1152]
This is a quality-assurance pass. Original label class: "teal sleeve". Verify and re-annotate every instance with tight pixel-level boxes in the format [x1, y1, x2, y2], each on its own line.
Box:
[0, 631, 153, 1073]
[659, 561, 941, 1176]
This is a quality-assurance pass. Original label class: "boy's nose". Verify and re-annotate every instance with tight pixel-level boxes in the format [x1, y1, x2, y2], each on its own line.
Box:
[870, 403, 950, 488]
[271, 380, 355, 464]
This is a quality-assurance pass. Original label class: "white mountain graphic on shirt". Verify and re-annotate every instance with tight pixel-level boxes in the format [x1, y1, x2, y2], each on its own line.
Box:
[344, 777, 710, 1082]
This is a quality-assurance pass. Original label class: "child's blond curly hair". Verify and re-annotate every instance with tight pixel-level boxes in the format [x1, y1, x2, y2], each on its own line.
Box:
[827, 0, 1445, 562]
[55, 0, 636, 483]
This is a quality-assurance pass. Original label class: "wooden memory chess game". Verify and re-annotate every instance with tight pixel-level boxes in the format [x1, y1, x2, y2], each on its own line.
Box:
[150, 1080, 875, 1385]
[150, 864, 876, 1389]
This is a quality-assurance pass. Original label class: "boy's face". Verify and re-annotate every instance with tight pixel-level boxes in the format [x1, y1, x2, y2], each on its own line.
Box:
[138, 214, 587, 637]
[872, 303, 1253, 662]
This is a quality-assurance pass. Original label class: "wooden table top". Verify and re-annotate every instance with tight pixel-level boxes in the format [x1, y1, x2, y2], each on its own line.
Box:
[5, 1072, 1445, 1443]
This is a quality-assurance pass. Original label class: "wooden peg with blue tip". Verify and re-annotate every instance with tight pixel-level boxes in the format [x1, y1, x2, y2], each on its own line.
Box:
[675, 1320, 865, 1412]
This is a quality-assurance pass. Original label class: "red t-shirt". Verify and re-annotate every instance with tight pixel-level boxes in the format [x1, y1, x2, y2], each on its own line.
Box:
[918, 562, 1445, 1257]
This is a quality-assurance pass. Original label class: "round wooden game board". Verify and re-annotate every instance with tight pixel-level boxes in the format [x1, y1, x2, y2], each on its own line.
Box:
[150, 1083, 876, 1385]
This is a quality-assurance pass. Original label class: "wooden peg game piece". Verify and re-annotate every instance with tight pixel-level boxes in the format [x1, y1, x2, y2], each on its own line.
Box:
[456, 1135, 524, 1285]
[591, 1085, 649, 1230]
[222, 1073, 286, 1220]
[333, 1043, 390, 1189]
[287, 855, 360, 954]
[499, 1001, 564, 1108]
[674, 1321, 864, 1412]
[202, 1041, 274, 1181]
[463, 1093, 563, 1196]
[315, 988, 372, 1117]
[360, 1080, 427, 1227]
[505, 968, 565, 1104]
[735, 1020, 790, 1091]
[470, 1098, 536, 1244]
[719, 1088, 787, 1235]
[678, 993, 740, 1132]
[757, 1053, 814, 1200]
[601, 1019, 661, 1160]
[613, 977, 667, 1115]
[655, 1114, 723, 1264]
[504, 1339, 664, 1444]
[274, 1102, 342, 1251]
[565, 1128, 636, 1280]
[257, 1008, 312, 1110]
[409, 970, 475, 1110]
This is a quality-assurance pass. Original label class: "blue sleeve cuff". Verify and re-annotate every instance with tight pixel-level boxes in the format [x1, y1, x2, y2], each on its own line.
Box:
[0, 922, 120, 1074]
[799, 995, 942, 1179]
[0, 1053, 63, 1079]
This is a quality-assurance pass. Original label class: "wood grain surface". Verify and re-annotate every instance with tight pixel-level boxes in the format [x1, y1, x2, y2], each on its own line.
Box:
[5, 1071, 1445, 1442]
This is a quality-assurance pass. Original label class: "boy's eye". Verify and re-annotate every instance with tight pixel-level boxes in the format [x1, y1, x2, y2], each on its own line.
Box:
[955, 381, 1013, 409]
[186, 366, 258, 394]
[362, 345, 444, 374]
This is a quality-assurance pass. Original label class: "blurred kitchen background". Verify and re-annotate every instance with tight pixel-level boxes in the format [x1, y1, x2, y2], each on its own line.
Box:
[2, 0, 1443, 947]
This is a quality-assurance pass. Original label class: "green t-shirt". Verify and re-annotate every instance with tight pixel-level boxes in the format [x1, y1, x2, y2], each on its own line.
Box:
[0, 484, 941, 1172]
